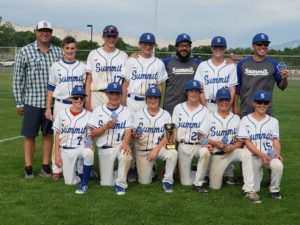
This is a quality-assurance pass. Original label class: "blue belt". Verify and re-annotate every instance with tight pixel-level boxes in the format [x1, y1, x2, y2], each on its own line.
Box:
[128, 94, 145, 101]
[56, 99, 72, 104]
[62, 146, 76, 149]
[207, 99, 217, 104]
[101, 146, 112, 149]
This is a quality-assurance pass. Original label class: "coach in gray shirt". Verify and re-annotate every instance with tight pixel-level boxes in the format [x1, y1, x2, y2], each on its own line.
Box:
[13, 20, 63, 179]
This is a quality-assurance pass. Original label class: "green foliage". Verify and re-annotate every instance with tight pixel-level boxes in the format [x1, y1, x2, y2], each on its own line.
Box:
[0, 22, 16, 46]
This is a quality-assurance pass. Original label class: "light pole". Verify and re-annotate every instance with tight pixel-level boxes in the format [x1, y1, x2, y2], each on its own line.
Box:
[87, 24, 93, 49]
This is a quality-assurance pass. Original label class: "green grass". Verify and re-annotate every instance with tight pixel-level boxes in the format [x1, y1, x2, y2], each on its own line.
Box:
[0, 68, 300, 225]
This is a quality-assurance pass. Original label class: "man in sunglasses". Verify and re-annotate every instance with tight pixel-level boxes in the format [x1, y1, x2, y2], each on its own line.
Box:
[13, 20, 63, 179]
[238, 90, 284, 200]
[234, 33, 289, 118]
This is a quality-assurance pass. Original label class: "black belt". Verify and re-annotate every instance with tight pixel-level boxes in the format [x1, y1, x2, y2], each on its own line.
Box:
[56, 99, 72, 104]
[140, 149, 151, 152]
[62, 146, 76, 149]
[179, 141, 200, 145]
[101, 146, 112, 149]
[128, 94, 145, 101]
[213, 151, 225, 155]
[97, 89, 107, 93]
[207, 99, 217, 104]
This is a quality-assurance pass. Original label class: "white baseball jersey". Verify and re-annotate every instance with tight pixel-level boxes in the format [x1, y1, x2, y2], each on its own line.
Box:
[194, 59, 238, 100]
[172, 103, 210, 143]
[238, 114, 279, 155]
[48, 59, 86, 100]
[86, 47, 128, 90]
[87, 104, 132, 147]
[124, 56, 168, 96]
[53, 109, 91, 148]
[133, 107, 171, 151]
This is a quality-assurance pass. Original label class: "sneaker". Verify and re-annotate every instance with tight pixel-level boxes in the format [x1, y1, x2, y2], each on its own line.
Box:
[245, 191, 261, 203]
[39, 165, 52, 177]
[52, 173, 62, 181]
[75, 184, 88, 194]
[127, 168, 137, 182]
[225, 176, 235, 185]
[270, 192, 281, 200]
[193, 185, 208, 195]
[90, 169, 98, 179]
[114, 185, 125, 195]
[24, 166, 34, 179]
[163, 182, 173, 193]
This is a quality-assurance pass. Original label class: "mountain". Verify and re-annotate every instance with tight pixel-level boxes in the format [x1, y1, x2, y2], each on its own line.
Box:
[270, 40, 300, 50]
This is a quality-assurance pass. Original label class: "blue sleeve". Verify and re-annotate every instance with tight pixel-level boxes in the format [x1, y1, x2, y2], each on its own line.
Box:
[268, 58, 282, 86]
[193, 57, 201, 65]
[47, 84, 55, 91]
[162, 57, 172, 68]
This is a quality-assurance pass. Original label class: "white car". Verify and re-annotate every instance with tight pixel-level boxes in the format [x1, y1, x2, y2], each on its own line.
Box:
[2, 59, 15, 67]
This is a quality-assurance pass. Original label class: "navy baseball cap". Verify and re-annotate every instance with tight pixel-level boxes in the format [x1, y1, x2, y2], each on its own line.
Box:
[185, 79, 201, 90]
[216, 87, 231, 100]
[176, 33, 192, 45]
[145, 87, 162, 97]
[71, 85, 87, 96]
[103, 25, 119, 36]
[211, 36, 227, 48]
[107, 82, 122, 93]
[252, 33, 271, 44]
[139, 32, 155, 44]
[253, 90, 271, 101]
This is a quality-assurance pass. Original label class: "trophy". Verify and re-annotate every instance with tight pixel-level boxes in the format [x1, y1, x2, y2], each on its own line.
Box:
[136, 126, 143, 138]
[277, 62, 287, 71]
[164, 123, 176, 150]
[221, 135, 228, 145]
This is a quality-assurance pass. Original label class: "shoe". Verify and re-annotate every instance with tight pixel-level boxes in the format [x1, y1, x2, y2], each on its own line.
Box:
[39, 165, 52, 177]
[245, 191, 261, 203]
[270, 192, 281, 200]
[75, 184, 88, 194]
[24, 166, 34, 179]
[127, 168, 137, 182]
[114, 185, 125, 195]
[163, 182, 173, 193]
[52, 173, 62, 181]
[193, 185, 208, 195]
[203, 176, 209, 184]
[90, 169, 98, 179]
[225, 176, 235, 185]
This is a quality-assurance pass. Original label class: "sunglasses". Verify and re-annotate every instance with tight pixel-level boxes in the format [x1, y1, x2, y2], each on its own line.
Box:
[255, 42, 269, 47]
[255, 100, 270, 105]
[72, 96, 85, 101]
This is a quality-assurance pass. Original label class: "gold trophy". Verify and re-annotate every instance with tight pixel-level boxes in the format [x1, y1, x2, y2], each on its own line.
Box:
[164, 123, 176, 150]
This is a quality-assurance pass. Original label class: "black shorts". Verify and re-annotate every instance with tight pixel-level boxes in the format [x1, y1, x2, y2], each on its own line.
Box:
[21, 105, 53, 137]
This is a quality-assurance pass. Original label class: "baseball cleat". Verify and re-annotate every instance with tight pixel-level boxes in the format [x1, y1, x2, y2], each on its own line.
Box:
[193, 185, 208, 195]
[245, 191, 261, 203]
[225, 176, 235, 185]
[127, 169, 137, 182]
[163, 182, 173, 193]
[114, 185, 125, 195]
[39, 165, 52, 177]
[75, 184, 88, 194]
[24, 166, 34, 179]
[270, 192, 281, 200]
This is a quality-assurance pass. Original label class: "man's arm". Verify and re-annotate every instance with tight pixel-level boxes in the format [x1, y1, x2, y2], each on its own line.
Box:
[85, 73, 92, 111]
[121, 79, 129, 106]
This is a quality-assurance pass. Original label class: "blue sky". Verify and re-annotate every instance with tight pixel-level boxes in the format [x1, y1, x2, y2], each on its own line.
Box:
[1, 0, 299, 47]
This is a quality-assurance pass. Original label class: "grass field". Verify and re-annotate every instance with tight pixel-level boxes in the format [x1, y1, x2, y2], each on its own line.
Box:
[0, 67, 299, 225]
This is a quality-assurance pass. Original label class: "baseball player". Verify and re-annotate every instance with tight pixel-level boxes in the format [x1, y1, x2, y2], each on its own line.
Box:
[132, 87, 178, 192]
[172, 79, 210, 194]
[238, 90, 284, 200]
[198, 87, 261, 203]
[52, 85, 93, 194]
[45, 36, 86, 180]
[85, 25, 128, 111]
[87, 82, 132, 195]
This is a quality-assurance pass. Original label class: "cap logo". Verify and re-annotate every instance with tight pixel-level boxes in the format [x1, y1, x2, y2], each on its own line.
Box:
[43, 22, 48, 27]
[193, 81, 197, 86]
[261, 34, 265, 39]
[183, 34, 187, 38]
[147, 34, 151, 40]
[217, 38, 221, 43]
[261, 93, 265, 98]
[113, 83, 117, 88]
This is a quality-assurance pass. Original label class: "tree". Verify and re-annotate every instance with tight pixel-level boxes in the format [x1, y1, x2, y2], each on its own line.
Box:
[0, 22, 16, 46]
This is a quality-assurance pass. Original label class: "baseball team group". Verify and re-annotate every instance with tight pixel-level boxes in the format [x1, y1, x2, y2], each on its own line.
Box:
[12, 20, 289, 204]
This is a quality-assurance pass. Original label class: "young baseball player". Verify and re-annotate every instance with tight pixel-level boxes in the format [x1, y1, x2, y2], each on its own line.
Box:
[87, 82, 132, 195]
[52, 85, 94, 194]
[199, 87, 261, 203]
[45, 36, 86, 180]
[132, 87, 178, 192]
[172, 79, 210, 194]
[238, 90, 284, 200]
[85, 25, 128, 111]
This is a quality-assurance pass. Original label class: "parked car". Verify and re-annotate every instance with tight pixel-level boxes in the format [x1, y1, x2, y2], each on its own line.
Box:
[2, 59, 15, 67]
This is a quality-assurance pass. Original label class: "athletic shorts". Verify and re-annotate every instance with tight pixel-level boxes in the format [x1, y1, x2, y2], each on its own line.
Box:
[21, 105, 53, 137]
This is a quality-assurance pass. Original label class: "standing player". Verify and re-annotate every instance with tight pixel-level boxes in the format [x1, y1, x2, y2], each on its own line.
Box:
[53, 85, 94, 194]
[238, 90, 284, 200]
[85, 25, 128, 111]
[198, 87, 261, 203]
[88, 82, 132, 195]
[163, 33, 201, 115]
[172, 80, 210, 194]
[132, 87, 178, 192]
[45, 36, 86, 180]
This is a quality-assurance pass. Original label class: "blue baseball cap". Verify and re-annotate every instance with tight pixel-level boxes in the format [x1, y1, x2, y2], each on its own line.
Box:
[176, 33, 192, 45]
[185, 79, 201, 90]
[145, 87, 162, 97]
[139, 32, 155, 44]
[103, 25, 119, 36]
[211, 36, 227, 48]
[107, 82, 122, 93]
[71, 85, 87, 96]
[216, 87, 231, 100]
[253, 90, 271, 101]
[252, 33, 271, 44]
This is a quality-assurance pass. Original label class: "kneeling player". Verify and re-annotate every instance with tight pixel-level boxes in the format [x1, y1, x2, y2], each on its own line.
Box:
[88, 82, 132, 195]
[132, 87, 178, 192]
[172, 80, 210, 194]
[199, 87, 260, 203]
[238, 90, 284, 200]
[53, 86, 94, 194]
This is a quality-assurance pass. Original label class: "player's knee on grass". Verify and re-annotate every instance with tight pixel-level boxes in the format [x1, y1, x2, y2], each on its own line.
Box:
[270, 158, 284, 173]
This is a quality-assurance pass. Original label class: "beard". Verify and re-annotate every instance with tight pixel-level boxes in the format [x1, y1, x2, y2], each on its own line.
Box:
[176, 50, 191, 62]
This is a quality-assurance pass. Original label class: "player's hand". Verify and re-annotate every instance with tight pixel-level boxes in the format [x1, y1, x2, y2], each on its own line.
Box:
[276, 154, 284, 162]
[130, 52, 139, 58]
[207, 144, 213, 152]
[223, 144, 235, 153]
[105, 120, 117, 130]
[279, 69, 288, 79]
[55, 153, 62, 168]
[45, 108, 53, 121]
[233, 105, 240, 115]
[215, 141, 224, 149]
[225, 57, 234, 65]
[131, 129, 138, 139]
[260, 153, 271, 164]
[120, 143, 131, 156]
[147, 148, 159, 161]
[16, 107, 24, 116]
